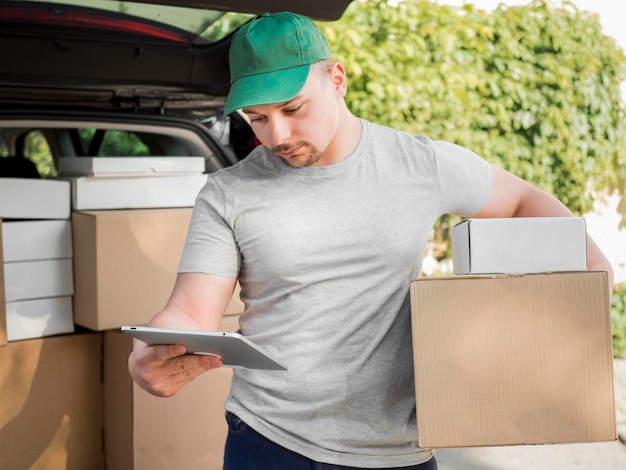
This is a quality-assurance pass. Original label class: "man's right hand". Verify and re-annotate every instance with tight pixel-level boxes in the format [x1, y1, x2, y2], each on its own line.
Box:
[127, 272, 237, 396]
[128, 339, 223, 397]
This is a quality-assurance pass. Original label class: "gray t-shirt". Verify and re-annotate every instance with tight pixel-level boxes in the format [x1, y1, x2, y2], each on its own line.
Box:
[179, 119, 493, 467]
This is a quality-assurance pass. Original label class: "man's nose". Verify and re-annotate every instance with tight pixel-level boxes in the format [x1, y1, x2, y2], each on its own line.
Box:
[266, 117, 292, 147]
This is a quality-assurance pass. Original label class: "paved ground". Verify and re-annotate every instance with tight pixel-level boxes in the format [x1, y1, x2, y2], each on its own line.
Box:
[434, 360, 626, 469]
[435, 440, 626, 469]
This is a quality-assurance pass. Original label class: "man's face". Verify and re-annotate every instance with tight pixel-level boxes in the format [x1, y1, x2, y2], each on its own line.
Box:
[242, 62, 344, 168]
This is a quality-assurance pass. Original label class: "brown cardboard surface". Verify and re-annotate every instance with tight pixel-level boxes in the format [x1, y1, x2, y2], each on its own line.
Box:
[410, 271, 616, 448]
[104, 314, 239, 470]
[72, 209, 244, 331]
[0, 219, 7, 346]
[0, 332, 104, 469]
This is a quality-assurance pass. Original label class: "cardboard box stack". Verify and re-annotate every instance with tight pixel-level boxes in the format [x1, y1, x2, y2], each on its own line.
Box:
[3, 220, 74, 341]
[411, 217, 616, 448]
[0, 178, 73, 343]
[1, 160, 246, 469]
[0, 178, 98, 469]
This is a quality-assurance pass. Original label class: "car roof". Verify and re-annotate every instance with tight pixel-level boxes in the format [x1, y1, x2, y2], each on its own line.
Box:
[0, 0, 352, 117]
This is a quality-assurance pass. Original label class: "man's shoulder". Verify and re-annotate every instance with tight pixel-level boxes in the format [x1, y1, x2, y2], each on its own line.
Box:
[210, 145, 277, 181]
[363, 119, 433, 145]
[361, 119, 436, 158]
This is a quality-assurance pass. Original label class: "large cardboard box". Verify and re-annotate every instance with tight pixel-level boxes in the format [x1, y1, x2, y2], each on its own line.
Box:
[58, 156, 205, 177]
[410, 271, 615, 448]
[0, 177, 71, 219]
[4, 258, 74, 302]
[72, 209, 244, 331]
[66, 174, 207, 210]
[451, 217, 587, 274]
[6, 296, 74, 342]
[0, 332, 105, 469]
[104, 315, 239, 470]
[2, 220, 72, 262]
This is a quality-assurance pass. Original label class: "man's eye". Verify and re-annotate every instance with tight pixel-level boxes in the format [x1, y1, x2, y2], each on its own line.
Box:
[249, 116, 264, 123]
[285, 105, 302, 114]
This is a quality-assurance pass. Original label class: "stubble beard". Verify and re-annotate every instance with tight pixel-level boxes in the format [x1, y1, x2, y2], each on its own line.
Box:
[272, 141, 323, 168]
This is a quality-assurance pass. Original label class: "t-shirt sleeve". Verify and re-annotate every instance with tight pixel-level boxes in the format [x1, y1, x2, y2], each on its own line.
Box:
[432, 139, 494, 216]
[177, 176, 241, 277]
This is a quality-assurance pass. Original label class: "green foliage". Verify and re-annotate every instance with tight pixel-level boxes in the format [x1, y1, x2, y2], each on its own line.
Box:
[79, 128, 150, 156]
[200, 12, 254, 42]
[319, 0, 626, 242]
[23, 130, 57, 177]
[613, 283, 626, 358]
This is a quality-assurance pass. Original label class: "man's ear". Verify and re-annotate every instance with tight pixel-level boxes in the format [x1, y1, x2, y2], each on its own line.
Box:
[330, 61, 348, 98]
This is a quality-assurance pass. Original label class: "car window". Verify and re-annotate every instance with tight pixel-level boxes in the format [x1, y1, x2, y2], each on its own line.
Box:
[78, 129, 157, 157]
[22, 129, 55, 176]
[1, 128, 164, 177]
[0, 129, 54, 177]
[0, 119, 230, 178]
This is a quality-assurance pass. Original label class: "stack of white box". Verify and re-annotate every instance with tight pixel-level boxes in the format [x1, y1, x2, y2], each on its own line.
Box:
[57, 156, 208, 210]
[0, 178, 74, 341]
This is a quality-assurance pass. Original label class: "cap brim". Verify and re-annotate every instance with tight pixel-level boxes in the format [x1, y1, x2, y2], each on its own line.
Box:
[224, 64, 311, 115]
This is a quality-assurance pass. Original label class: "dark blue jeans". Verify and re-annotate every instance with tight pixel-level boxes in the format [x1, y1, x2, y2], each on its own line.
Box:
[223, 412, 437, 470]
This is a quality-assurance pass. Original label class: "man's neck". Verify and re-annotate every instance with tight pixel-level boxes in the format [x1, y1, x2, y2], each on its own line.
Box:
[316, 113, 362, 167]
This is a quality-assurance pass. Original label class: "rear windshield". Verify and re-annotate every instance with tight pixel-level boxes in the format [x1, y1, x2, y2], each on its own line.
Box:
[3, 0, 254, 43]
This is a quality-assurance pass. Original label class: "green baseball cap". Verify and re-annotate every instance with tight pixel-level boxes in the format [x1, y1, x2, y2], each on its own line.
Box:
[224, 12, 332, 115]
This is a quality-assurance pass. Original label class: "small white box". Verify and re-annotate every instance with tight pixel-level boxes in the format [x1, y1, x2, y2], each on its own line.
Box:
[6, 296, 74, 341]
[0, 178, 70, 219]
[4, 259, 74, 302]
[58, 156, 205, 177]
[2, 220, 72, 262]
[452, 217, 587, 274]
[66, 174, 207, 210]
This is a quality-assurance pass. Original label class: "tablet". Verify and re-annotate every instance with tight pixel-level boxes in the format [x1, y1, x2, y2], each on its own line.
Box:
[121, 325, 288, 371]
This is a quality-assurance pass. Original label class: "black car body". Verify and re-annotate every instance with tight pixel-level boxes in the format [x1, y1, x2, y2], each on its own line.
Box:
[0, 0, 352, 175]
